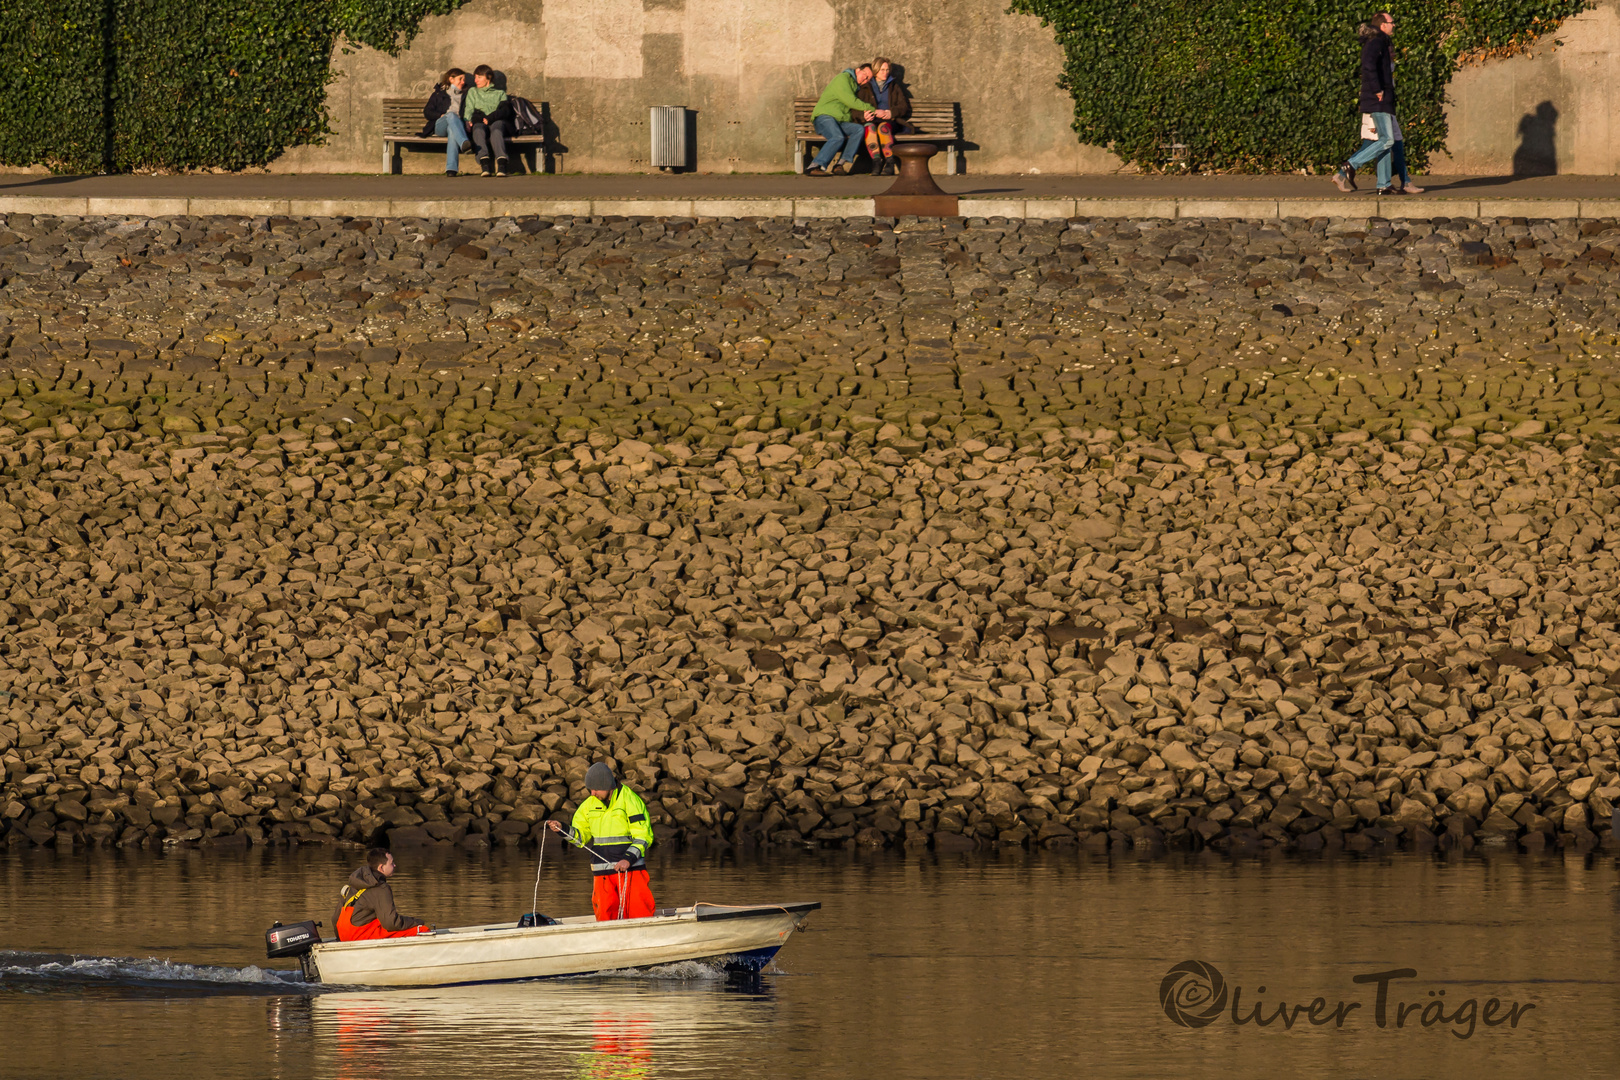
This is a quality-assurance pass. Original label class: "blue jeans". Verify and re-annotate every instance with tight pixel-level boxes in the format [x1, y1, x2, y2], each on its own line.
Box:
[810, 115, 865, 170]
[1360, 137, 1408, 189]
[1347, 112, 1395, 176]
[435, 113, 469, 171]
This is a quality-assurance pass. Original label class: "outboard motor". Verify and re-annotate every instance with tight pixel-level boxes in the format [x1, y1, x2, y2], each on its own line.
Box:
[266, 921, 325, 982]
[266, 920, 322, 960]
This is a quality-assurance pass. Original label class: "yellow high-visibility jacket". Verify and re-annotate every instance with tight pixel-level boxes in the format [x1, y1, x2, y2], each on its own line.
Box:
[568, 784, 654, 876]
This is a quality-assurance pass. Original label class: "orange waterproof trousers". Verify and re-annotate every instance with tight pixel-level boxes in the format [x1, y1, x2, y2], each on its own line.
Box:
[591, 870, 656, 921]
[336, 909, 433, 942]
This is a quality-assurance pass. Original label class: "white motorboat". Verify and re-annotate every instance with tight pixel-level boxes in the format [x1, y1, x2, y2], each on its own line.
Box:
[265, 902, 819, 988]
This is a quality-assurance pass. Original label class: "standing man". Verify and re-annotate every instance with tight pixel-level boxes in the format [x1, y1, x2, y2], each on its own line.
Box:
[332, 848, 434, 941]
[806, 64, 884, 177]
[1334, 12, 1397, 193]
[547, 763, 656, 921]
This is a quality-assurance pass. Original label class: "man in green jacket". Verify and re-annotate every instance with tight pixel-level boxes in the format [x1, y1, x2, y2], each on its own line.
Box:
[807, 64, 882, 176]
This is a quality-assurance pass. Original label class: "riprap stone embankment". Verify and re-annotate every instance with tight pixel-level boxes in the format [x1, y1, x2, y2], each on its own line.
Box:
[4, 211, 1620, 856]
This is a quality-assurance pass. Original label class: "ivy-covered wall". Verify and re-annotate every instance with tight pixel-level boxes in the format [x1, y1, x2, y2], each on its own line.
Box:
[0, 0, 472, 173]
[1008, 0, 1593, 172]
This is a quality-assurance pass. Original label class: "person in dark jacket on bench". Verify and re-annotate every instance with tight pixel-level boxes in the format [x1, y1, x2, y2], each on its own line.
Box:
[856, 57, 911, 176]
[463, 64, 515, 177]
[333, 848, 434, 941]
[421, 68, 474, 176]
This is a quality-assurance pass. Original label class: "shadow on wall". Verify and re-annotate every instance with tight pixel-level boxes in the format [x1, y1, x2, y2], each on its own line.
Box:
[1512, 100, 1558, 176]
[492, 68, 568, 170]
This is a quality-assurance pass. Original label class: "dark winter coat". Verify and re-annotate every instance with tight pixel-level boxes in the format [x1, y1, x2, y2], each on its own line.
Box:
[332, 865, 425, 933]
[420, 86, 464, 137]
[1358, 32, 1395, 114]
[857, 77, 912, 128]
[421, 88, 448, 136]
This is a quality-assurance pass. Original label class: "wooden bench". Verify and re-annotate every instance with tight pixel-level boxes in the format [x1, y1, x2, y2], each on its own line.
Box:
[792, 99, 964, 174]
[382, 98, 552, 174]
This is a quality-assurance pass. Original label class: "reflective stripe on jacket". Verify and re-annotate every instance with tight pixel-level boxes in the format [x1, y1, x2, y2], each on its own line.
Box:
[569, 784, 654, 876]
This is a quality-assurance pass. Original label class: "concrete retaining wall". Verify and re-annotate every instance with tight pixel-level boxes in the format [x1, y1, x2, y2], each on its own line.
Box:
[270, 0, 1620, 178]
[273, 0, 1117, 176]
[1432, 1, 1620, 177]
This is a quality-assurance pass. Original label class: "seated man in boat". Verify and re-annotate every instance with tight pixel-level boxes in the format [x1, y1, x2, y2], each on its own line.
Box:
[547, 763, 656, 921]
[333, 848, 434, 941]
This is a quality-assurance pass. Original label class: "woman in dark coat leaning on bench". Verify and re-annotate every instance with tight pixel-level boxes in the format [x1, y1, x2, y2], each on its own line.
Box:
[421, 68, 474, 176]
[856, 57, 910, 176]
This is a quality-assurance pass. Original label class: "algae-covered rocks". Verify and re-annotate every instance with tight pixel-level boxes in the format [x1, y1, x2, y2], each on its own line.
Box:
[3, 211, 1620, 856]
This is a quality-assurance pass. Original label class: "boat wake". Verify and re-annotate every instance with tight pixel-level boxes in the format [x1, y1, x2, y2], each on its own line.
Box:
[568, 960, 732, 982]
[0, 951, 314, 997]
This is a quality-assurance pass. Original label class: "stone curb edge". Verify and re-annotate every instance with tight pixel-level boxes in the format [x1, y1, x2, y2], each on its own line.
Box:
[1, 194, 1617, 220]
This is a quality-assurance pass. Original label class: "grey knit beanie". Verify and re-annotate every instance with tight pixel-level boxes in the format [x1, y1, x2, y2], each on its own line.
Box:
[585, 762, 616, 791]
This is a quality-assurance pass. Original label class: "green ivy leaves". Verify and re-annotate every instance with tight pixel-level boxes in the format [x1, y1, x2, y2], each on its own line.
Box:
[1008, 0, 1591, 173]
[0, 0, 474, 173]
[333, 0, 472, 54]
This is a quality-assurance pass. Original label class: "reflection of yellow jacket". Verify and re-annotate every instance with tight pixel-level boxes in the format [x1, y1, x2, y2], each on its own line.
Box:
[568, 785, 653, 876]
[572, 1047, 650, 1080]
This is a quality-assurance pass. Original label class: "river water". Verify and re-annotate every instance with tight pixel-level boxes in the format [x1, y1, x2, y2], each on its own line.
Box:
[1, 845, 1615, 1079]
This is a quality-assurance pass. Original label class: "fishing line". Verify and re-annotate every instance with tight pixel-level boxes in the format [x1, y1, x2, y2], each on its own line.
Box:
[530, 825, 547, 918]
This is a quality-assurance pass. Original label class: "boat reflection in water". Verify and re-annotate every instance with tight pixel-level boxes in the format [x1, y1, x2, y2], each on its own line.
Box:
[297, 969, 779, 1080]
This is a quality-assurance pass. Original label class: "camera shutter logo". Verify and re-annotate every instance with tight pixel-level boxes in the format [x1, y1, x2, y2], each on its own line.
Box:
[1160, 960, 1228, 1028]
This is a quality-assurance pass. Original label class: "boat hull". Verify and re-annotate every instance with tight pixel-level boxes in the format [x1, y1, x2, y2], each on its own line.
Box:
[307, 902, 817, 988]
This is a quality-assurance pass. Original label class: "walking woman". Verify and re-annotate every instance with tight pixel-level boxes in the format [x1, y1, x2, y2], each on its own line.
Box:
[857, 57, 911, 176]
[1334, 13, 1397, 192]
[421, 68, 474, 176]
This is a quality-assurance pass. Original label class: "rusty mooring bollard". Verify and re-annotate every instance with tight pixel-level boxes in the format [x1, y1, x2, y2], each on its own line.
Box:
[874, 143, 959, 218]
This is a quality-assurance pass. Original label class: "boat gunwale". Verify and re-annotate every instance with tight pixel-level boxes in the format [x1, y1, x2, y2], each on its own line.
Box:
[311, 901, 819, 954]
[693, 901, 821, 922]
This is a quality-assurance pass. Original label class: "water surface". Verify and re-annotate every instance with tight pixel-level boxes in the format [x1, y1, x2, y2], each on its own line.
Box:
[2, 846, 1614, 1079]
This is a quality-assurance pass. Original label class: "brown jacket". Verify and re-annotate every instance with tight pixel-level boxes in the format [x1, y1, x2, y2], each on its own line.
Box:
[333, 865, 425, 932]
[857, 77, 912, 127]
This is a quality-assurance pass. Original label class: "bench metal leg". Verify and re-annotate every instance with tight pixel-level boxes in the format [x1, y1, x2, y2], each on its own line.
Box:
[383, 139, 392, 174]
[795, 140, 804, 174]
[947, 143, 958, 175]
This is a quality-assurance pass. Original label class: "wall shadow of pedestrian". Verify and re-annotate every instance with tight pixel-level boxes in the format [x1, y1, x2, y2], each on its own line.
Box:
[1424, 99, 1559, 190]
[1512, 100, 1558, 176]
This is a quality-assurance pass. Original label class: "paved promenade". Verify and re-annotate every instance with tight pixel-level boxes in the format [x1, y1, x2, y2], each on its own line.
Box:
[5, 172, 1620, 220]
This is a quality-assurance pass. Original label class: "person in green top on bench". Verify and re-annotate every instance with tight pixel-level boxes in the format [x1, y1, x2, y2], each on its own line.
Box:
[806, 63, 885, 177]
[463, 64, 515, 177]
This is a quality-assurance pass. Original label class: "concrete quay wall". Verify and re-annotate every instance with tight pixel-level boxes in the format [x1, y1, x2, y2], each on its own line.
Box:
[263, 0, 1620, 178]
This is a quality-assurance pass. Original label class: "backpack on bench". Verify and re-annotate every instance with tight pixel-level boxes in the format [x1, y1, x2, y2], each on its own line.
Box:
[510, 96, 544, 136]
